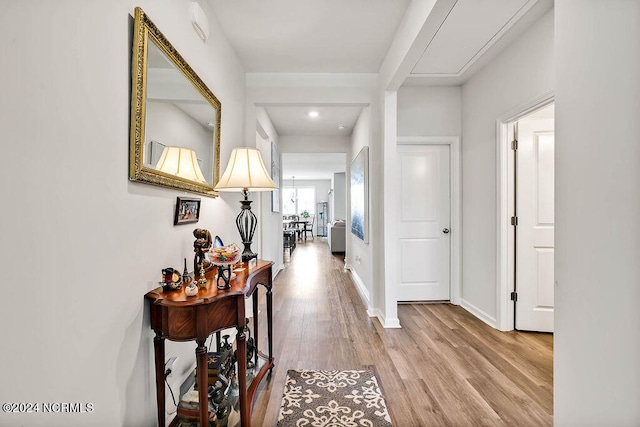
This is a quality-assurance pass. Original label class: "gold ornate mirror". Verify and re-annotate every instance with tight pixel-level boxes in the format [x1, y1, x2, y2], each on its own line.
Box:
[130, 7, 221, 197]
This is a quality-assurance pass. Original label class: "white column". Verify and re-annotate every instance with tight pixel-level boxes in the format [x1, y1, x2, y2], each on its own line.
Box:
[382, 91, 401, 328]
[555, 1, 640, 424]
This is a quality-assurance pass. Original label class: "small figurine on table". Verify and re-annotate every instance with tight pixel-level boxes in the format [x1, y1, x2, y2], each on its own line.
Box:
[160, 267, 182, 292]
[185, 281, 198, 297]
[193, 228, 213, 275]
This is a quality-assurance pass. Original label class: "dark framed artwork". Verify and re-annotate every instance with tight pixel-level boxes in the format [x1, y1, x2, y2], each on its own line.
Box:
[350, 146, 369, 243]
[174, 197, 201, 225]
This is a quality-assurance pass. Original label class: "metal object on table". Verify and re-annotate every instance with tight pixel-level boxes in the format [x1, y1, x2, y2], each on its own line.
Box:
[198, 263, 207, 287]
[216, 264, 232, 290]
[182, 258, 192, 284]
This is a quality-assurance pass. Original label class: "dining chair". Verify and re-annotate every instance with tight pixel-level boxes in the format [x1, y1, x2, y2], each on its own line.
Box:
[301, 215, 315, 240]
[283, 214, 298, 230]
[283, 229, 296, 255]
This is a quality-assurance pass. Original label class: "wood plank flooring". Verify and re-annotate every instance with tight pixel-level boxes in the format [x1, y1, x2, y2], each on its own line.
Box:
[250, 238, 553, 426]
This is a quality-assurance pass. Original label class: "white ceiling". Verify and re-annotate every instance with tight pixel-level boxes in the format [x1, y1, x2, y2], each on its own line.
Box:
[264, 105, 363, 136]
[282, 153, 346, 180]
[208, 0, 406, 141]
[206, 0, 552, 177]
[208, 0, 411, 73]
[411, 0, 530, 75]
[405, 0, 553, 86]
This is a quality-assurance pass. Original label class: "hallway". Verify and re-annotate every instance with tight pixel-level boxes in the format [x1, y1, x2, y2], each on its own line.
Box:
[252, 239, 553, 426]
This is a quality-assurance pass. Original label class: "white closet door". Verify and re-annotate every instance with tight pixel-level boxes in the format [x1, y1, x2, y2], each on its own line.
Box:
[516, 118, 555, 332]
[397, 145, 450, 301]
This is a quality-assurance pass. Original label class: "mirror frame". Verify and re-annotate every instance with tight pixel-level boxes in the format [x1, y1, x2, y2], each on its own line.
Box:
[130, 7, 221, 197]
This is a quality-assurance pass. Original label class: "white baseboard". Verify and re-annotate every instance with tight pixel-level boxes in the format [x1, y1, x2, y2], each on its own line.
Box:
[347, 267, 401, 328]
[274, 264, 284, 278]
[366, 307, 401, 328]
[460, 298, 497, 328]
[381, 314, 401, 329]
[348, 268, 370, 309]
[384, 318, 402, 328]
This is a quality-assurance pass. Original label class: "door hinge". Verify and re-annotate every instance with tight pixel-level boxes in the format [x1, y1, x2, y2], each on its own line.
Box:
[510, 216, 518, 226]
[511, 139, 518, 150]
[510, 291, 518, 302]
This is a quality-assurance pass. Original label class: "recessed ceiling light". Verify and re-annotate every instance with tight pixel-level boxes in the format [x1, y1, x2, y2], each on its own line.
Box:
[308, 111, 319, 118]
[338, 125, 345, 130]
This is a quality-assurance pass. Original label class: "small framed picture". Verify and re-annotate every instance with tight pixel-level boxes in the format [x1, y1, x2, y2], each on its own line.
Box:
[174, 197, 201, 225]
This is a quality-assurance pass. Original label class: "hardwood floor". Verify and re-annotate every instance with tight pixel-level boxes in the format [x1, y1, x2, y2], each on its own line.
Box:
[251, 238, 553, 426]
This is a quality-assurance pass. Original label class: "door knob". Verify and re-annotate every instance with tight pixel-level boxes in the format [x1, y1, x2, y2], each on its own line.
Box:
[443, 228, 450, 234]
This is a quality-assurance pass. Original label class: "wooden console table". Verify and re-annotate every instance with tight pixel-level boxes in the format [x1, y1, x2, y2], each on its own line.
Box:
[145, 260, 274, 427]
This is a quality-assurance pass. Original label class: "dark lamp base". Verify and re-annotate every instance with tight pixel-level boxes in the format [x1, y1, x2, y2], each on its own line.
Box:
[236, 190, 259, 264]
[242, 252, 257, 262]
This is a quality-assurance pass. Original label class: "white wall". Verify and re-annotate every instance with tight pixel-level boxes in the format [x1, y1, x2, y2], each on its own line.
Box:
[332, 172, 346, 221]
[279, 135, 350, 153]
[398, 86, 461, 136]
[460, 10, 554, 324]
[554, 1, 640, 424]
[255, 107, 284, 273]
[0, 1, 246, 425]
[347, 107, 374, 308]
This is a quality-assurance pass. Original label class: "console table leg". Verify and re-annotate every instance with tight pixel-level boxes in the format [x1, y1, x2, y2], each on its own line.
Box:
[196, 340, 208, 427]
[154, 334, 165, 427]
[253, 292, 259, 369]
[237, 323, 249, 427]
[266, 284, 274, 371]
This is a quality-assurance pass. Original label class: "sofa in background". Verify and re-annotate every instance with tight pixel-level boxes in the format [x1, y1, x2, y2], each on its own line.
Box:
[327, 220, 346, 252]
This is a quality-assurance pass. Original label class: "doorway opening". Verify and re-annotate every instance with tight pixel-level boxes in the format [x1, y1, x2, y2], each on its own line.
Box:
[394, 136, 461, 307]
[281, 153, 347, 237]
[496, 95, 555, 332]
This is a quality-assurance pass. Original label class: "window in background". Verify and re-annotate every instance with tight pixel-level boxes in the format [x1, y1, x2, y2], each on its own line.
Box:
[297, 188, 315, 215]
[283, 187, 296, 215]
[283, 187, 315, 216]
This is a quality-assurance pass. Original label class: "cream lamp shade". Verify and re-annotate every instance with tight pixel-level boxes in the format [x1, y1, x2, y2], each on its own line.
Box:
[215, 147, 277, 262]
[215, 147, 277, 192]
[155, 146, 207, 184]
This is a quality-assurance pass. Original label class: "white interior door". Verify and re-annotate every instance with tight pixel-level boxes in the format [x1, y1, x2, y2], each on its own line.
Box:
[516, 116, 555, 332]
[397, 145, 450, 301]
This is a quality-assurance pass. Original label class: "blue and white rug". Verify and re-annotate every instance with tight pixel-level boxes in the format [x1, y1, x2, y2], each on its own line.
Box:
[277, 369, 392, 426]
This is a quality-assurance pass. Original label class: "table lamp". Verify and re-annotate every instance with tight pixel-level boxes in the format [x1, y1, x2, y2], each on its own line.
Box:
[214, 147, 277, 261]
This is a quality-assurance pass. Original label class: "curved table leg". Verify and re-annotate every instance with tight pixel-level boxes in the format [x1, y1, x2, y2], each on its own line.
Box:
[154, 334, 165, 427]
[196, 339, 208, 427]
[266, 283, 273, 372]
[236, 322, 248, 426]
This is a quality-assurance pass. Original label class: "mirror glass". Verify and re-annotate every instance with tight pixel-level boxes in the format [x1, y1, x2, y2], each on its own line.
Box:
[130, 8, 221, 196]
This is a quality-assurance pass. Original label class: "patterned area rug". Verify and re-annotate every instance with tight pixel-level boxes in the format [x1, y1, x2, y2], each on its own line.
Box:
[277, 369, 392, 426]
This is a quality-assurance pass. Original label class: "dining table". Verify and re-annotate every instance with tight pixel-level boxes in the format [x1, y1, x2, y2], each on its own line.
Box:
[283, 219, 310, 240]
